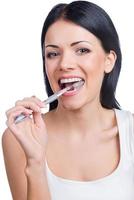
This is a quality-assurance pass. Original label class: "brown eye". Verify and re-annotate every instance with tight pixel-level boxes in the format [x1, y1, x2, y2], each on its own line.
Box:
[46, 52, 60, 59]
[76, 48, 90, 55]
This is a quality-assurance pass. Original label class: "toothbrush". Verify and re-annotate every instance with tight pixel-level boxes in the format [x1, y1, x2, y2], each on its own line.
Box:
[14, 80, 84, 124]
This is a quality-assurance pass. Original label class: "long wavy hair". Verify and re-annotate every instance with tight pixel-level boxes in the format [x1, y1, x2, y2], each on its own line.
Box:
[41, 1, 122, 111]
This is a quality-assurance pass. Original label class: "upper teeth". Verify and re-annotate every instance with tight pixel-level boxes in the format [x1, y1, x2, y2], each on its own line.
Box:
[60, 77, 82, 84]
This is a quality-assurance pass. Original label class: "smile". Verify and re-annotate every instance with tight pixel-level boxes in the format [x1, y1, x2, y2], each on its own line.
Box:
[58, 77, 85, 90]
[58, 77, 85, 96]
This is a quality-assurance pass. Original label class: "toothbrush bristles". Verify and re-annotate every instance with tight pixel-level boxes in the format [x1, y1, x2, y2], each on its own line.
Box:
[66, 80, 84, 91]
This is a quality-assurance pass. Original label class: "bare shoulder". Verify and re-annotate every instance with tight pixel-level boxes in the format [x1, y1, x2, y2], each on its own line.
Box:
[2, 128, 27, 200]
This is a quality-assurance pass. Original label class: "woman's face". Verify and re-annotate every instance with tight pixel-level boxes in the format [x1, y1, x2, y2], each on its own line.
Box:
[44, 20, 115, 110]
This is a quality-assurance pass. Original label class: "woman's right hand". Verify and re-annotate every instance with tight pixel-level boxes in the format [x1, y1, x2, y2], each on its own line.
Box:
[6, 96, 48, 164]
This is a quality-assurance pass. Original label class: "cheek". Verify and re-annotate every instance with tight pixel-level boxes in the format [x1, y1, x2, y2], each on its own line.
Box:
[45, 60, 55, 79]
[45, 61, 59, 91]
[83, 55, 105, 78]
[81, 55, 105, 90]
[44, 62, 55, 90]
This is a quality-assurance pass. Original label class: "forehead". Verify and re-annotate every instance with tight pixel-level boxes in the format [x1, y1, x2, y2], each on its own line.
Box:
[45, 20, 100, 46]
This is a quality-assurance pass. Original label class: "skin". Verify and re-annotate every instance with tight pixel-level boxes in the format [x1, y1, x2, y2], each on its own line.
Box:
[2, 19, 122, 200]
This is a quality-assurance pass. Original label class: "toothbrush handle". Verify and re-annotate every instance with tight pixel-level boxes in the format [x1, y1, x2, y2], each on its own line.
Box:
[14, 81, 84, 124]
[14, 87, 69, 124]
[14, 94, 58, 123]
[15, 113, 28, 124]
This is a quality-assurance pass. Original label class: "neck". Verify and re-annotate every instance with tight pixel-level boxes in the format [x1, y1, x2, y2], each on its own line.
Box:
[52, 102, 114, 136]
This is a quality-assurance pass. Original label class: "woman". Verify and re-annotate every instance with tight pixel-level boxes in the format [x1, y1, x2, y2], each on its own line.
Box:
[2, 1, 134, 200]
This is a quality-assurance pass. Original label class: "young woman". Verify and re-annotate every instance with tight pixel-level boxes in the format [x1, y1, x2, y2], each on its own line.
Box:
[2, 1, 134, 200]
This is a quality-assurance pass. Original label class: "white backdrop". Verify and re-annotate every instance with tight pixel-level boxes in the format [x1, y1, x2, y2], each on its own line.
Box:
[0, 0, 134, 199]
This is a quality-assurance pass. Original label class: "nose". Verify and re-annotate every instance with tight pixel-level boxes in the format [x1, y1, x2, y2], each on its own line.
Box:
[59, 51, 76, 71]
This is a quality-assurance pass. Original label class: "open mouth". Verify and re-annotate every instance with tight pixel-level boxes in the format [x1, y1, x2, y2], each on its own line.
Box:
[58, 77, 85, 91]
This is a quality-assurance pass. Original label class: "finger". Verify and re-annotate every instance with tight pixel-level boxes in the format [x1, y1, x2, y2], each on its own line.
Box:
[6, 110, 33, 146]
[24, 96, 45, 108]
[32, 112, 45, 128]
[15, 100, 41, 113]
[6, 106, 33, 117]
[6, 107, 18, 116]
[7, 108, 33, 125]
[30, 96, 45, 107]
[6, 109, 28, 133]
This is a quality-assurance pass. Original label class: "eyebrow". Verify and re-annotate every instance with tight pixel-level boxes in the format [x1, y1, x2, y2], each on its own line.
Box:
[45, 41, 91, 48]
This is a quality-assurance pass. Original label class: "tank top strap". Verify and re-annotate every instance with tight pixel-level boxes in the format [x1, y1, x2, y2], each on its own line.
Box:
[114, 109, 134, 164]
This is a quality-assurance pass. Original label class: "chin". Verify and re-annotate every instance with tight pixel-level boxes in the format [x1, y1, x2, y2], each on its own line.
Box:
[60, 101, 85, 111]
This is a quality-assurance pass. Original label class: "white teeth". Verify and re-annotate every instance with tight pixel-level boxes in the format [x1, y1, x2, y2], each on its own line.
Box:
[60, 77, 82, 84]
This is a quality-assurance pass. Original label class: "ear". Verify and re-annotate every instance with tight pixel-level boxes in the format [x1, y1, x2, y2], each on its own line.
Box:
[104, 50, 117, 73]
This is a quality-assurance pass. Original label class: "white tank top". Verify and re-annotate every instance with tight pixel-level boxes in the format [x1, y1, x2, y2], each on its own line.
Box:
[46, 109, 134, 200]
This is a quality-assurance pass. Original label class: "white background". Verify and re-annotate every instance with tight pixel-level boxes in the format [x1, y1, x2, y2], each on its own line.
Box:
[0, 0, 134, 199]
